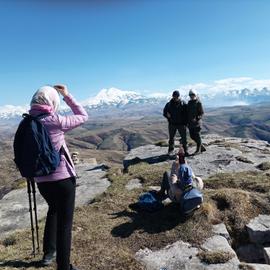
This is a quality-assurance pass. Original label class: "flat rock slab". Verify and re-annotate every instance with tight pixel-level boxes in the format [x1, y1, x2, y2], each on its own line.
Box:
[0, 163, 110, 240]
[201, 235, 238, 257]
[75, 163, 110, 206]
[123, 144, 174, 169]
[136, 235, 240, 270]
[244, 264, 270, 270]
[135, 240, 201, 270]
[246, 215, 270, 244]
[212, 223, 231, 242]
[124, 134, 270, 178]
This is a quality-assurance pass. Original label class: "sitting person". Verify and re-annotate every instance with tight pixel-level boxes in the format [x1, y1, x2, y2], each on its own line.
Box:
[157, 146, 203, 203]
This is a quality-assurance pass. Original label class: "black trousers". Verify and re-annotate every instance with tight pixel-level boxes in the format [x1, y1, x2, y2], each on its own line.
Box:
[168, 124, 187, 151]
[37, 177, 76, 270]
[189, 126, 202, 146]
[160, 171, 170, 196]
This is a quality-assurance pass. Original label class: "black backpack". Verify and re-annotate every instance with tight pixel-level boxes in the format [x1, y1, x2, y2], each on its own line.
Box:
[13, 113, 61, 178]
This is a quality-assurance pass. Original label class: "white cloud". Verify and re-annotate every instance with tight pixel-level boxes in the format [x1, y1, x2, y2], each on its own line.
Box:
[147, 92, 170, 98]
[178, 77, 270, 95]
[143, 77, 270, 97]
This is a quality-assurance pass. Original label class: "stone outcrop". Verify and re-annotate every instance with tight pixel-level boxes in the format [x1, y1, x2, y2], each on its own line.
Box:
[136, 234, 240, 270]
[236, 244, 265, 263]
[0, 163, 110, 240]
[124, 135, 270, 268]
[123, 144, 174, 169]
[246, 215, 270, 244]
[123, 134, 270, 179]
[212, 223, 231, 242]
[136, 225, 270, 269]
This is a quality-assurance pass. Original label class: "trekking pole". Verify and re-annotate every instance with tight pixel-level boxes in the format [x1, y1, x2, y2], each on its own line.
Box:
[30, 178, 40, 254]
[26, 178, 36, 256]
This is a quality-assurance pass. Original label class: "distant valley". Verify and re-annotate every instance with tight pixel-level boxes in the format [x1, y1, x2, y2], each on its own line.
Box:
[1, 101, 270, 196]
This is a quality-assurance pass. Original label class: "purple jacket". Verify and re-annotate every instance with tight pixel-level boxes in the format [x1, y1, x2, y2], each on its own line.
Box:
[30, 94, 88, 183]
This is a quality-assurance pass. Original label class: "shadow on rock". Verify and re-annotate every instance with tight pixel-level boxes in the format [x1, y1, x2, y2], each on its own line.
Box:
[0, 260, 43, 268]
[111, 203, 187, 238]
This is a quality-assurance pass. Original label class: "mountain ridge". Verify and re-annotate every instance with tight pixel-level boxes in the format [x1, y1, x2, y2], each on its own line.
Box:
[1, 87, 270, 120]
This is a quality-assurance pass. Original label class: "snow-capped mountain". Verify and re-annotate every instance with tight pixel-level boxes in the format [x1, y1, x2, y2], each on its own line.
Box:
[0, 105, 29, 120]
[82, 87, 145, 107]
[200, 87, 270, 107]
[1, 86, 270, 121]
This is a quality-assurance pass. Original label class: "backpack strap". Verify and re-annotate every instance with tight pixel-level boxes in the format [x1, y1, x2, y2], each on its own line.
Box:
[60, 146, 78, 178]
[36, 113, 51, 120]
[22, 113, 51, 120]
[60, 146, 73, 166]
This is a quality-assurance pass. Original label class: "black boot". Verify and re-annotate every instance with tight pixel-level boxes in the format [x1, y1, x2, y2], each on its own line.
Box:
[201, 144, 206, 152]
[194, 144, 201, 155]
[168, 146, 174, 155]
[40, 251, 56, 266]
[183, 145, 190, 157]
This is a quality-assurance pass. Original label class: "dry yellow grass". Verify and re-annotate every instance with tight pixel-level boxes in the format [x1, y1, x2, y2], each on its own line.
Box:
[197, 250, 235, 264]
[1, 165, 270, 269]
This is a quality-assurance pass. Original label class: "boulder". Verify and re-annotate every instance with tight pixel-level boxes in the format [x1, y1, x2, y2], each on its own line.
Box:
[135, 235, 240, 270]
[236, 244, 265, 263]
[135, 240, 200, 270]
[246, 215, 270, 244]
[212, 223, 231, 242]
[123, 134, 270, 178]
[201, 235, 237, 257]
[0, 163, 111, 240]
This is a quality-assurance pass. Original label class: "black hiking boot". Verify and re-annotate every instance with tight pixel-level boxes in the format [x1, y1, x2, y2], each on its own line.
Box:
[201, 144, 206, 152]
[168, 147, 174, 155]
[183, 146, 190, 157]
[194, 144, 202, 155]
[40, 251, 56, 266]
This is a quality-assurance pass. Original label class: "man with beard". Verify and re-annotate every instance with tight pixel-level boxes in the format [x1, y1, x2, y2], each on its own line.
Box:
[163, 90, 188, 156]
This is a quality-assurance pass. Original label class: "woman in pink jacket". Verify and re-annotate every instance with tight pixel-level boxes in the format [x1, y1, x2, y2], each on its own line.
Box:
[29, 84, 88, 270]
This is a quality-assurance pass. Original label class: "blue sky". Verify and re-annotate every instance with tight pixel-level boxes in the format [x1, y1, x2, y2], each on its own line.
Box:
[0, 0, 270, 105]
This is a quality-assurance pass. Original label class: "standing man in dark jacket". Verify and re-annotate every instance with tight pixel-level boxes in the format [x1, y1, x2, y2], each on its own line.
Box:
[163, 90, 188, 155]
[187, 89, 206, 155]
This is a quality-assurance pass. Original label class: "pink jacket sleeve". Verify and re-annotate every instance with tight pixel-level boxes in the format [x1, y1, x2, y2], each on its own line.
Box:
[57, 94, 88, 132]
